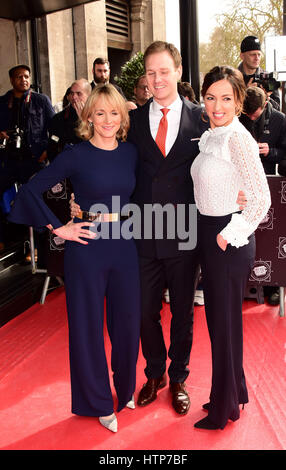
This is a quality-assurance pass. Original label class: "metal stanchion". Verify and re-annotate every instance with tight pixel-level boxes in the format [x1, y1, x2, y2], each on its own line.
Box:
[279, 287, 285, 317]
[29, 226, 64, 304]
[39, 275, 63, 305]
[29, 226, 46, 274]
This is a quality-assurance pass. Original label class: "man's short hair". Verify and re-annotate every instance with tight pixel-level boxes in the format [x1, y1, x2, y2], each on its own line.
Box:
[134, 75, 146, 88]
[92, 57, 110, 69]
[144, 41, 182, 69]
[177, 82, 196, 102]
[243, 86, 266, 115]
[9, 64, 31, 78]
[70, 78, 92, 95]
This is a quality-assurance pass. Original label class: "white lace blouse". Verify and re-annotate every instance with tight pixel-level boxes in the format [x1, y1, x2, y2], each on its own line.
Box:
[191, 116, 271, 247]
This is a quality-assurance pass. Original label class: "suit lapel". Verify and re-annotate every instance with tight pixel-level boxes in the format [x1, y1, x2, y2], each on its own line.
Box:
[161, 98, 203, 173]
[135, 97, 205, 176]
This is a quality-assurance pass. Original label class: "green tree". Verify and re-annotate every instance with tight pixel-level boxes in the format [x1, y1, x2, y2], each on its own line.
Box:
[199, 0, 283, 75]
[114, 52, 145, 100]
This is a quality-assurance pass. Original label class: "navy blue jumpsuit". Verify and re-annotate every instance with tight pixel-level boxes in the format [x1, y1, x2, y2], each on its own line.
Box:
[9, 140, 141, 417]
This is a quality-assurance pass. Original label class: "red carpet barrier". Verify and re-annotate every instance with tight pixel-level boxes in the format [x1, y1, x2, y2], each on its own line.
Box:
[247, 175, 286, 314]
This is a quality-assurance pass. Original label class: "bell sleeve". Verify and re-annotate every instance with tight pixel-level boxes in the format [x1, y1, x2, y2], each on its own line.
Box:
[219, 130, 271, 247]
[8, 146, 75, 230]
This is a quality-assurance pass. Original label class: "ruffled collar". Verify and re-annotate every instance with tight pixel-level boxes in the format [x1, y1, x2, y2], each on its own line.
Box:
[199, 116, 239, 152]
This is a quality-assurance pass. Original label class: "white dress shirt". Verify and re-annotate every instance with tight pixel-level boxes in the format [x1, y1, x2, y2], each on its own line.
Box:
[149, 95, 182, 156]
[191, 117, 271, 247]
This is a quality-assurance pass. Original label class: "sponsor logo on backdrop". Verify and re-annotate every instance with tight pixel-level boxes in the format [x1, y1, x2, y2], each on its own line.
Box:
[280, 181, 286, 203]
[50, 233, 65, 251]
[249, 260, 272, 283]
[258, 208, 274, 230]
[278, 237, 286, 259]
[47, 180, 68, 200]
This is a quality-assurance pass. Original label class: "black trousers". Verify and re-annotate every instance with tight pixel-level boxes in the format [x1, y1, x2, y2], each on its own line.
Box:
[198, 213, 255, 428]
[139, 249, 200, 383]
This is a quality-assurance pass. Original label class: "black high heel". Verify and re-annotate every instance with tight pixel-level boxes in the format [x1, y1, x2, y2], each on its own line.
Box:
[202, 402, 246, 411]
[194, 416, 223, 430]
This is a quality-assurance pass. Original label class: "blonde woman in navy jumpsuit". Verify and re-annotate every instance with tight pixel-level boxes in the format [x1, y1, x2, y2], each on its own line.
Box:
[9, 84, 141, 433]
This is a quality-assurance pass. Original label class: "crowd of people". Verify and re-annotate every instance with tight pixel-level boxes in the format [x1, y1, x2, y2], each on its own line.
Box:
[1, 34, 284, 433]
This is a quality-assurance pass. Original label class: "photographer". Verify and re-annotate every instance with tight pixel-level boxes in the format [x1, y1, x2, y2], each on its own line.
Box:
[240, 86, 286, 175]
[0, 64, 54, 251]
[238, 36, 280, 110]
[240, 86, 286, 306]
[0, 64, 55, 197]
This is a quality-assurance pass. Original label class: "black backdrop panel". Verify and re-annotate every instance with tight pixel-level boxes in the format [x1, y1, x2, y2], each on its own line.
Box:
[249, 176, 286, 287]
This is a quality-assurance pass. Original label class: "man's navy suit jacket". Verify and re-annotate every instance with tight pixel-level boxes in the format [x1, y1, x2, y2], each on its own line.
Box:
[128, 96, 208, 259]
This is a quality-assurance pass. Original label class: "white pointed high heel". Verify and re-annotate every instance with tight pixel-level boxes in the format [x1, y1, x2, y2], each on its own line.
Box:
[126, 394, 135, 409]
[99, 413, 118, 433]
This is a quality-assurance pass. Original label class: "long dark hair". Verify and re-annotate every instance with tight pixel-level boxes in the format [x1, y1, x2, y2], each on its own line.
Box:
[201, 66, 246, 115]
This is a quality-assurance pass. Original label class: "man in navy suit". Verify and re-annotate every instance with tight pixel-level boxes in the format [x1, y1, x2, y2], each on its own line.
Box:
[128, 41, 208, 415]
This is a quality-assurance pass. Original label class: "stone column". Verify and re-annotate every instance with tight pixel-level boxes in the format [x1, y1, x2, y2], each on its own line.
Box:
[73, 0, 108, 82]
[130, 0, 147, 53]
[37, 17, 52, 98]
[0, 19, 17, 94]
[130, 0, 166, 54]
[151, 0, 166, 42]
[46, 9, 75, 104]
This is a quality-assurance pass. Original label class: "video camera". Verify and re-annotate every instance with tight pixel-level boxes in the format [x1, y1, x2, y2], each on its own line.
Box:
[0, 127, 25, 151]
[253, 72, 281, 93]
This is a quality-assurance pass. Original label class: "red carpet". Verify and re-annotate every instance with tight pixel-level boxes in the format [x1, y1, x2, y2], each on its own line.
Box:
[0, 287, 285, 451]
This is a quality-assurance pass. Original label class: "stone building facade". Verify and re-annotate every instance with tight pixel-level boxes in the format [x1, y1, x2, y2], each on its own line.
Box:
[0, 0, 166, 105]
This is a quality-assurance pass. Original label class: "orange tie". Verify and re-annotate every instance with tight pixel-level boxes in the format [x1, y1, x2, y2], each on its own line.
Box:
[155, 108, 170, 157]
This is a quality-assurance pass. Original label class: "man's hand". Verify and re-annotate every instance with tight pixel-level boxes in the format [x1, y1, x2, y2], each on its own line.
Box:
[38, 150, 48, 162]
[237, 190, 247, 211]
[0, 131, 9, 140]
[53, 219, 96, 245]
[72, 100, 85, 118]
[246, 77, 257, 87]
[258, 142, 269, 157]
[69, 193, 81, 218]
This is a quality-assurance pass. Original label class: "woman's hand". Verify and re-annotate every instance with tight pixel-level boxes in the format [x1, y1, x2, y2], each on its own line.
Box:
[217, 233, 228, 251]
[69, 193, 81, 218]
[236, 190, 247, 211]
[53, 219, 96, 245]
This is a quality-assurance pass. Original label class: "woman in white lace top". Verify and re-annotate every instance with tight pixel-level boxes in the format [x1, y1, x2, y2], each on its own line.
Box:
[191, 66, 271, 430]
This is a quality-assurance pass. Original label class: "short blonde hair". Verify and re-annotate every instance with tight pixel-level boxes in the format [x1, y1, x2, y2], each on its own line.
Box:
[144, 41, 182, 69]
[77, 84, 129, 141]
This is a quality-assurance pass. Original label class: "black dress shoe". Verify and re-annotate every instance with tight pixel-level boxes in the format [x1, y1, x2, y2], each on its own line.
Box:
[268, 291, 280, 306]
[169, 382, 190, 415]
[137, 375, 167, 406]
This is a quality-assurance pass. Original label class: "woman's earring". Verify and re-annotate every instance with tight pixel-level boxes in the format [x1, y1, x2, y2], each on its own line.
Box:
[88, 121, 93, 128]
